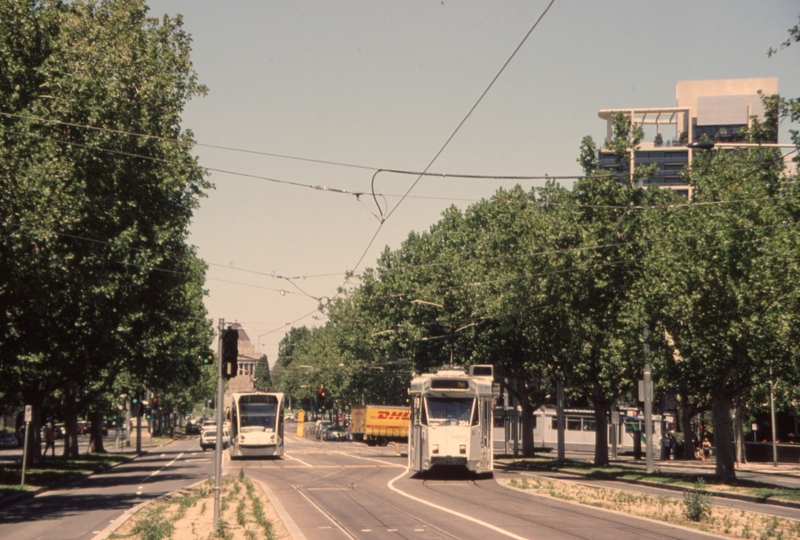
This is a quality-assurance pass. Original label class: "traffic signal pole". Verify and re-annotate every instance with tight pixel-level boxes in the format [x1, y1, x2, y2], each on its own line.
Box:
[213, 318, 225, 528]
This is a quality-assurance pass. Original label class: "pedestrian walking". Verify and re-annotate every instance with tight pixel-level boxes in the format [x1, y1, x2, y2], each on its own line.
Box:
[44, 424, 56, 458]
[702, 437, 711, 461]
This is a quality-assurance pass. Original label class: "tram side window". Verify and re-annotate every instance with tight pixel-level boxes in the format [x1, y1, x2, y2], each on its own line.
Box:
[567, 418, 581, 431]
[583, 420, 596, 432]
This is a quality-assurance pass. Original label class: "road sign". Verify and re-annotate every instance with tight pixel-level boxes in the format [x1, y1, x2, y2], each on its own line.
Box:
[24, 405, 32, 423]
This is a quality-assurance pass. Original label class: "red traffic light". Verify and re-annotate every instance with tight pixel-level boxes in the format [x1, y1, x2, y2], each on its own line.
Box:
[152, 396, 159, 406]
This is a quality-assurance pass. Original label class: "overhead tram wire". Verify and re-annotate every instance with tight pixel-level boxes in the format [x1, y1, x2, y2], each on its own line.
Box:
[0, 111, 377, 172]
[8, 117, 795, 214]
[350, 0, 557, 273]
[0, 127, 605, 208]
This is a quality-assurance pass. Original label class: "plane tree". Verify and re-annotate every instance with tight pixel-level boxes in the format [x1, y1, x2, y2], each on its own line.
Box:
[0, 0, 212, 459]
[640, 143, 800, 480]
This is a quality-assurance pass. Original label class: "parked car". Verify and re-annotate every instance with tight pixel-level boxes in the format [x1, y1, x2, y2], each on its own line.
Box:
[200, 428, 229, 451]
[324, 425, 346, 441]
[41, 424, 65, 440]
[84, 421, 108, 436]
[284, 412, 295, 422]
[315, 421, 332, 440]
[0, 431, 18, 448]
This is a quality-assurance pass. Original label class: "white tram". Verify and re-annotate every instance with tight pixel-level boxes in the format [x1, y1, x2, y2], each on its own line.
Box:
[229, 392, 284, 458]
[409, 365, 494, 474]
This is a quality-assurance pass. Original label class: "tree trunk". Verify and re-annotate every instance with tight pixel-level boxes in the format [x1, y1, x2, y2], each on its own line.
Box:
[733, 404, 746, 464]
[520, 397, 535, 457]
[679, 397, 695, 460]
[88, 411, 106, 453]
[590, 388, 609, 466]
[62, 381, 80, 458]
[712, 395, 736, 480]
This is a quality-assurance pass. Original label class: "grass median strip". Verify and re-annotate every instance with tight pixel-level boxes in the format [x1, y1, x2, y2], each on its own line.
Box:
[505, 475, 800, 539]
[109, 469, 289, 540]
[0, 452, 134, 501]
[502, 457, 800, 504]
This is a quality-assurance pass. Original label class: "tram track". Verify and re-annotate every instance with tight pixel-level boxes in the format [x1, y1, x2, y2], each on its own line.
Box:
[240, 452, 459, 539]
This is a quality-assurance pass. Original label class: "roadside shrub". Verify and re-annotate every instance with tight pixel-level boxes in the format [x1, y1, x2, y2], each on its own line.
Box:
[683, 479, 711, 522]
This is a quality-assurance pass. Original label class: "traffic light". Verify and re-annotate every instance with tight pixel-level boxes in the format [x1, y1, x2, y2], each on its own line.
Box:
[131, 394, 140, 416]
[152, 396, 159, 408]
[221, 328, 239, 379]
[144, 407, 152, 420]
[317, 385, 327, 413]
[201, 349, 214, 366]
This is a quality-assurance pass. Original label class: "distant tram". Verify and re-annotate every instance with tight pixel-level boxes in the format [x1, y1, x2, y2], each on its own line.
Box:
[408, 365, 494, 474]
[229, 392, 285, 458]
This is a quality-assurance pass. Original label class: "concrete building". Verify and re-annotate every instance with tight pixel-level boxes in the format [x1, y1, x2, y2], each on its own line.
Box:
[224, 323, 262, 407]
[598, 77, 779, 197]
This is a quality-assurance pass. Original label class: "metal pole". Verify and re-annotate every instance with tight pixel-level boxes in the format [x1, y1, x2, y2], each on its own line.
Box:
[770, 365, 778, 467]
[136, 394, 142, 455]
[125, 397, 131, 447]
[557, 380, 565, 462]
[644, 362, 654, 473]
[21, 420, 30, 487]
[611, 403, 618, 459]
[213, 318, 225, 528]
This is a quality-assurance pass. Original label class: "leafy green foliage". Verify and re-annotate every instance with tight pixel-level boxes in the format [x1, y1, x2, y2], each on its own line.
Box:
[0, 0, 212, 456]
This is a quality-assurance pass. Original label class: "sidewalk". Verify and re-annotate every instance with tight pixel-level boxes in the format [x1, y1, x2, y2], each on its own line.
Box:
[0, 436, 177, 510]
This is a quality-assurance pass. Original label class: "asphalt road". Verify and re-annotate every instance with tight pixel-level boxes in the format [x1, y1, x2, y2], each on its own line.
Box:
[234, 431, 717, 540]
[5, 430, 792, 540]
[0, 436, 215, 540]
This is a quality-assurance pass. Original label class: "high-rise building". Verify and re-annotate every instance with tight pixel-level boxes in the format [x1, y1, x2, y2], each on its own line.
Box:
[597, 78, 779, 197]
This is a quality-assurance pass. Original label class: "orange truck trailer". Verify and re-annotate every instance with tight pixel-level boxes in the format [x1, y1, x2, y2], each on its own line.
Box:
[350, 405, 409, 446]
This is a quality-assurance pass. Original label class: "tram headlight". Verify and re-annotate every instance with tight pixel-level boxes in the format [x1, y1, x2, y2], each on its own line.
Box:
[432, 444, 439, 454]
[459, 445, 466, 454]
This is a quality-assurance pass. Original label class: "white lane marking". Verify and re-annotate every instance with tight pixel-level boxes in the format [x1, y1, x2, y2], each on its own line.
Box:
[144, 453, 183, 482]
[283, 452, 313, 467]
[339, 452, 526, 540]
[387, 468, 528, 540]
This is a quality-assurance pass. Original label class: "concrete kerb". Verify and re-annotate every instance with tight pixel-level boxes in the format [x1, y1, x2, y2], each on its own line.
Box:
[90, 478, 208, 540]
[497, 461, 800, 511]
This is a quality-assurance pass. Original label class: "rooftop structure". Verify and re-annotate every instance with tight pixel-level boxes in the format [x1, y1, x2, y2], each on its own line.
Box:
[598, 78, 779, 197]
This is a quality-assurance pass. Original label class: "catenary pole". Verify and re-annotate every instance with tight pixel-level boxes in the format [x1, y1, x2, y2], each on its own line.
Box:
[213, 318, 225, 527]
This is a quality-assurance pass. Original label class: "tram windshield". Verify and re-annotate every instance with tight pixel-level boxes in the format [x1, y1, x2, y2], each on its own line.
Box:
[238, 395, 279, 433]
[424, 397, 476, 427]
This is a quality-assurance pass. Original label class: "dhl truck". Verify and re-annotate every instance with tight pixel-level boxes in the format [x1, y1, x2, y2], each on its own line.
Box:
[350, 405, 409, 446]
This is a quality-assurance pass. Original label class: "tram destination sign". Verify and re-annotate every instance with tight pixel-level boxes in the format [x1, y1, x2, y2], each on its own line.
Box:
[431, 379, 469, 390]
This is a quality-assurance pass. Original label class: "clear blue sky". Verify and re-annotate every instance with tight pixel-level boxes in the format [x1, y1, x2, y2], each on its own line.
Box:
[145, 1, 800, 364]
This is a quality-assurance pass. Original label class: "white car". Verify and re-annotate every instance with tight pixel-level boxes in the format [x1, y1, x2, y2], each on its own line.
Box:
[284, 412, 295, 422]
[200, 428, 229, 451]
